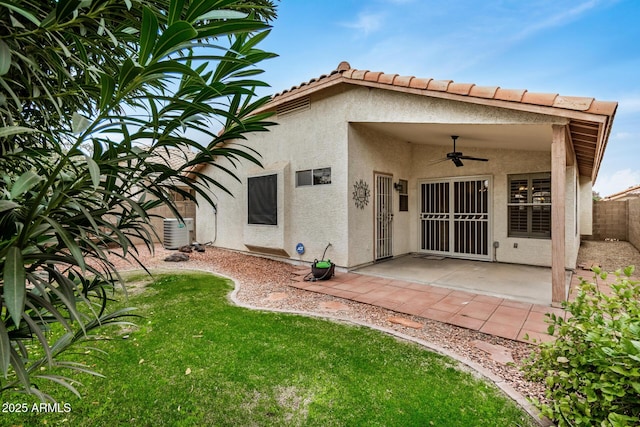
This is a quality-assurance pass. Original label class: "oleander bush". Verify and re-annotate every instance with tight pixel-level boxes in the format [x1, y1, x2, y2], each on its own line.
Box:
[522, 266, 640, 426]
[1, 0, 277, 401]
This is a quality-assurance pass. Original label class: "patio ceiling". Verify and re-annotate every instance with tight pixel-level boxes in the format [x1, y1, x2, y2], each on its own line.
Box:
[353, 122, 552, 152]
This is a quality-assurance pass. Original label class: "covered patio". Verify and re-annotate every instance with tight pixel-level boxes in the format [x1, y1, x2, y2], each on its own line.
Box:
[291, 255, 572, 342]
[354, 255, 572, 306]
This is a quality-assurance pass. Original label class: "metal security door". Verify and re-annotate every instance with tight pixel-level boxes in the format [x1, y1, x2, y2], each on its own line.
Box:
[420, 177, 491, 260]
[375, 174, 393, 260]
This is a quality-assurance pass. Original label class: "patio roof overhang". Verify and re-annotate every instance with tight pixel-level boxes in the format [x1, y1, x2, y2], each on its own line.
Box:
[260, 61, 617, 183]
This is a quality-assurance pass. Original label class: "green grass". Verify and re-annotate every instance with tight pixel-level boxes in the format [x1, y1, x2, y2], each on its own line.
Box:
[3, 271, 537, 426]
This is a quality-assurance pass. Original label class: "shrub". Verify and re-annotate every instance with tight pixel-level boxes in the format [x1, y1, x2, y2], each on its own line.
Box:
[522, 266, 640, 426]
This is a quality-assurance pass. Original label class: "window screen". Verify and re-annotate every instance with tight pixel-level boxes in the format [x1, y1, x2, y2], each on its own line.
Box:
[248, 174, 277, 225]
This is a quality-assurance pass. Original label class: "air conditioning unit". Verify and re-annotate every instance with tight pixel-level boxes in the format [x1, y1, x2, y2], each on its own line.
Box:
[163, 218, 194, 250]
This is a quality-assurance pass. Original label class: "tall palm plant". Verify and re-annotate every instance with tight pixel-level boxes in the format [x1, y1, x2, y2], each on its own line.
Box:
[0, 0, 277, 400]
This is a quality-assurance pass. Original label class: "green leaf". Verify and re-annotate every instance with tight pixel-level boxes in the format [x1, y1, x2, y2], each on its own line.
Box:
[3, 246, 26, 327]
[0, 320, 11, 378]
[139, 6, 158, 66]
[43, 217, 86, 272]
[119, 58, 141, 88]
[0, 200, 19, 213]
[0, 126, 38, 138]
[10, 171, 42, 199]
[85, 156, 100, 189]
[55, 0, 81, 21]
[153, 21, 197, 60]
[168, 0, 185, 25]
[196, 10, 248, 21]
[72, 112, 91, 134]
[0, 2, 41, 26]
[99, 73, 115, 111]
[0, 39, 10, 76]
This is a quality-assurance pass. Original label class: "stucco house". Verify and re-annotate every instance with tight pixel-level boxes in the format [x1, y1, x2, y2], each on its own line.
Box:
[195, 61, 617, 303]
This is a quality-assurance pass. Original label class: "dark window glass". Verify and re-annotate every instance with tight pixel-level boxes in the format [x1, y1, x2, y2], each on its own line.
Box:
[248, 174, 277, 225]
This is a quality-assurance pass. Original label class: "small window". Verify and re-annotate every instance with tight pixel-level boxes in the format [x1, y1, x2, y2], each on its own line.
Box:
[313, 168, 331, 185]
[508, 173, 551, 238]
[397, 179, 408, 212]
[248, 174, 277, 225]
[296, 170, 312, 187]
[296, 167, 331, 187]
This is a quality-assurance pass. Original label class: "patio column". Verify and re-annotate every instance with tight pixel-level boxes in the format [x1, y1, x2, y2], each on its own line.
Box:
[551, 124, 567, 305]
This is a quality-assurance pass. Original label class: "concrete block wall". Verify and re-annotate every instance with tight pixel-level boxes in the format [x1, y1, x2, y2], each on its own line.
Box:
[591, 200, 628, 241]
[629, 198, 640, 251]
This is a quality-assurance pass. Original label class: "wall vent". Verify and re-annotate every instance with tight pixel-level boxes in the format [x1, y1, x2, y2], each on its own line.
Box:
[276, 96, 310, 117]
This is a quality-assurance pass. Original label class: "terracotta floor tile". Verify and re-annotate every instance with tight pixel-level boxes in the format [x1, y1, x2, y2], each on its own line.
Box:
[500, 299, 534, 310]
[431, 296, 469, 313]
[449, 314, 485, 330]
[333, 282, 372, 294]
[389, 280, 412, 288]
[386, 289, 426, 304]
[369, 277, 393, 285]
[395, 302, 431, 317]
[420, 308, 454, 323]
[472, 294, 504, 305]
[458, 301, 499, 321]
[522, 318, 550, 334]
[517, 329, 555, 344]
[487, 306, 529, 327]
[424, 285, 453, 295]
[479, 321, 520, 341]
[449, 290, 477, 300]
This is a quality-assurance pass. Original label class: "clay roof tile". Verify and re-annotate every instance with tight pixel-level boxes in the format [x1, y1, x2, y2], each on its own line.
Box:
[378, 73, 399, 85]
[427, 79, 452, 92]
[394, 75, 413, 87]
[447, 82, 475, 96]
[409, 77, 432, 89]
[495, 88, 527, 102]
[351, 69, 368, 80]
[364, 71, 383, 82]
[521, 92, 558, 106]
[468, 86, 499, 99]
[553, 96, 594, 111]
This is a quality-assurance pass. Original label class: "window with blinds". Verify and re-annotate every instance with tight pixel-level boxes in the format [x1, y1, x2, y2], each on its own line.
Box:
[508, 173, 551, 238]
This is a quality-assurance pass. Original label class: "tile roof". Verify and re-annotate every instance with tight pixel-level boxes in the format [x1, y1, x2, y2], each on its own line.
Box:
[266, 61, 617, 180]
[272, 61, 616, 117]
[602, 184, 640, 201]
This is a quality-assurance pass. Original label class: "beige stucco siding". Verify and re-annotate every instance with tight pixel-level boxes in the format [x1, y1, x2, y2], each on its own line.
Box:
[197, 84, 585, 269]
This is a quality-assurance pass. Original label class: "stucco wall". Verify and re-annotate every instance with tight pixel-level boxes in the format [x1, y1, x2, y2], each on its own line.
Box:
[347, 124, 414, 266]
[197, 84, 583, 269]
[196, 89, 352, 266]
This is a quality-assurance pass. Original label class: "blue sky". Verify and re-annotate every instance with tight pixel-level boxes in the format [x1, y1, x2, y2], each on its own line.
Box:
[254, 0, 640, 197]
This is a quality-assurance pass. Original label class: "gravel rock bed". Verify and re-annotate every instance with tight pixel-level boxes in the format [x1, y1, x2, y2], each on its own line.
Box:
[107, 244, 547, 410]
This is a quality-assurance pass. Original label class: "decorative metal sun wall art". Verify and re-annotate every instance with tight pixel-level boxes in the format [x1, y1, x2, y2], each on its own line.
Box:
[352, 179, 370, 209]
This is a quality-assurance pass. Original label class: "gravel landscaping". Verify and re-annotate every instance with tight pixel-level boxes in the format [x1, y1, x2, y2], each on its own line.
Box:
[105, 240, 640, 423]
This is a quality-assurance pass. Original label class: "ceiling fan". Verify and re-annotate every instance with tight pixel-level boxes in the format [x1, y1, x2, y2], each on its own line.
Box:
[445, 135, 488, 167]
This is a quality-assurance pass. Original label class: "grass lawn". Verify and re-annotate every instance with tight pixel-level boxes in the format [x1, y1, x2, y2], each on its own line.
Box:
[4, 271, 537, 426]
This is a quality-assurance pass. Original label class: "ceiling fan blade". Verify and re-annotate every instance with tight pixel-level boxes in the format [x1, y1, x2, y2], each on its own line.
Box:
[426, 157, 450, 166]
[458, 156, 488, 162]
[451, 157, 464, 167]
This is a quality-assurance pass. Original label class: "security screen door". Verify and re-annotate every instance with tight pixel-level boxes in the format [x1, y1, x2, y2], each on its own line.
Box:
[375, 174, 393, 260]
[419, 177, 491, 260]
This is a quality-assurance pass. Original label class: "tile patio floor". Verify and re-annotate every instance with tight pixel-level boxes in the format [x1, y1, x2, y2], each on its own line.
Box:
[291, 266, 569, 344]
